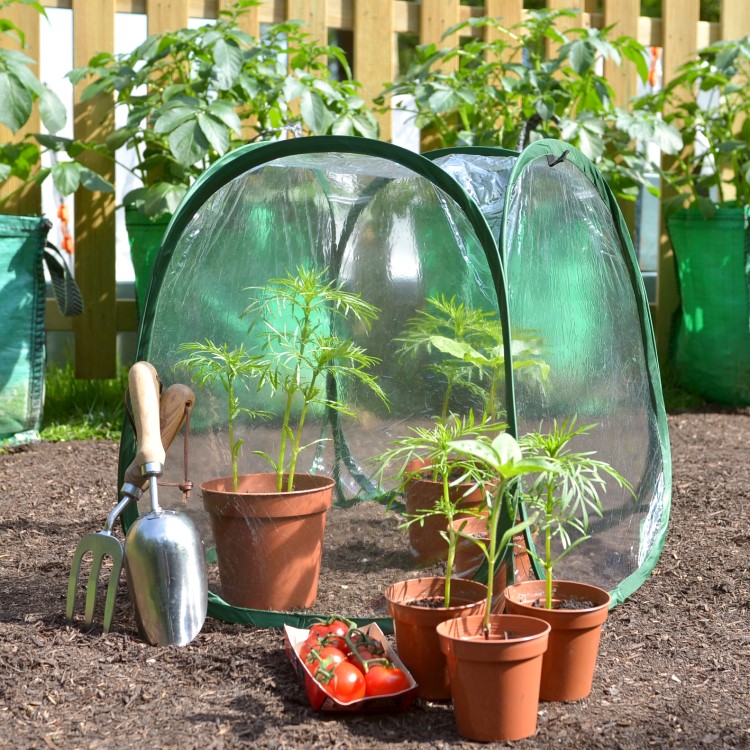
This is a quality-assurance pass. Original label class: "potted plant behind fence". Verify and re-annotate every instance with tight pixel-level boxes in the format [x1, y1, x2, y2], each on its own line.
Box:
[434, 431, 556, 742]
[636, 37, 750, 404]
[68, 0, 379, 318]
[500, 418, 634, 702]
[377, 8, 679, 203]
[0, 0, 113, 445]
[178, 267, 388, 611]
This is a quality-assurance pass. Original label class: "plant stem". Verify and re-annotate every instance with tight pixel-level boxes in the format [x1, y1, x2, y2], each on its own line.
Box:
[545, 483, 554, 608]
[443, 473, 453, 607]
[277, 390, 295, 491]
[227, 374, 238, 492]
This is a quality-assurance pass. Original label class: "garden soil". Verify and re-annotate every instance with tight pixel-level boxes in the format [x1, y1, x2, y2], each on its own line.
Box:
[1, 409, 749, 749]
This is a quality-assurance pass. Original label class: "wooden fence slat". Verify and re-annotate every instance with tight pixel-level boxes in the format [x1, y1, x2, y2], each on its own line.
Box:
[353, 0, 394, 141]
[287, 0, 327, 43]
[721, 0, 750, 39]
[147, 0, 190, 33]
[604, 0, 641, 107]
[0, 3, 41, 215]
[420, 0, 460, 67]
[72, 0, 117, 378]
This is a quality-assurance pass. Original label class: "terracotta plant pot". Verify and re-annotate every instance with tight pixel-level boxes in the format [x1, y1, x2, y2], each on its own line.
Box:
[201, 473, 334, 611]
[452, 517, 535, 612]
[437, 613, 550, 742]
[384, 576, 487, 700]
[503, 579, 611, 702]
[404, 473, 486, 565]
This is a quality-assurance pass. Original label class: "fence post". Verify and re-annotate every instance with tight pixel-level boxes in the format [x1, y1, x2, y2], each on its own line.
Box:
[354, 0, 395, 141]
[72, 0, 117, 379]
[287, 0, 327, 45]
[0, 3, 41, 216]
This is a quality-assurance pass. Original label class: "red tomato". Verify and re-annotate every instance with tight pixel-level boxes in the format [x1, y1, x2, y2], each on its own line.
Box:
[306, 645, 346, 676]
[364, 665, 411, 697]
[323, 661, 366, 703]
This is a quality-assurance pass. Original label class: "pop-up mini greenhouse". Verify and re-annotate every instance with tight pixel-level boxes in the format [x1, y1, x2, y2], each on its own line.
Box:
[119, 135, 671, 629]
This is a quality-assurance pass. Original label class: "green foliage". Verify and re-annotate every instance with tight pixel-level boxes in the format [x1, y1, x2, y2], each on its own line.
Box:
[449, 431, 555, 633]
[243, 267, 389, 492]
[378, 8, 681, 201]
[636, 36, 750, 218]
[0, 0, 113, 203]
[175, 340, 267, 492]
[396, 295, 547, 422]
[39, 362, 128, 442]
[69, 0, 377, 219]
[518, 418, 633, 608]
[373, 411, 504, 606]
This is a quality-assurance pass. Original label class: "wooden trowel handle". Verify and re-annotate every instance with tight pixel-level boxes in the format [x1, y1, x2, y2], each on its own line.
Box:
[128, 361, 165, 472]
[122, 383, 195, 487]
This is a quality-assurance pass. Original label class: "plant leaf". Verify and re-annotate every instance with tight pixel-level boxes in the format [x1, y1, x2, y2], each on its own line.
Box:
[0, 71, 33, 133]
[51, 161, 81, 196]
[168, 119, 209, 166]
[38, 85, 66, 133]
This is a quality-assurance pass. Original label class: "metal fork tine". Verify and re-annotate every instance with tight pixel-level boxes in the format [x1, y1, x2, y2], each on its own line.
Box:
[83, 552, 105, 626]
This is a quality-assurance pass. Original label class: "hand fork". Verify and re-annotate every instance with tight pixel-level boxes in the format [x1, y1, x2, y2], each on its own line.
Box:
[66, 376, 195, 633]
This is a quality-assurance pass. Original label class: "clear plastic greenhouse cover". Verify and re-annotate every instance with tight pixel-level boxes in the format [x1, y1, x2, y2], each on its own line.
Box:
[120, 136, 671, 628]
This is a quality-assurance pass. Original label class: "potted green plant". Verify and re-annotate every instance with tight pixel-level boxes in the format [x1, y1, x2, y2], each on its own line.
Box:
[179, 266, 388, 611]
[501, 418, 634, 702]
[636, 36, 750, 404]
[378, 8, 680, 203]
[434, 430, 556, 742]
[376, 412, 501, 700]
[68, 0, 378, 317]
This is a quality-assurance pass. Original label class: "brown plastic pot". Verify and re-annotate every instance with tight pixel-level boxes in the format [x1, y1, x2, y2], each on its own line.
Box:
[201, 473, 334, 611]
[503, 579, 611, 702]
[437, 614, 550, 742]
[404, 474, 486, 565]
[384, 576, 487, 700]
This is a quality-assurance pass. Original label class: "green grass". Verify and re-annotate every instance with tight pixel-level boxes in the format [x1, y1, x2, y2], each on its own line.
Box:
[660, 363, 707, 413]
[40, 362, 129, 442]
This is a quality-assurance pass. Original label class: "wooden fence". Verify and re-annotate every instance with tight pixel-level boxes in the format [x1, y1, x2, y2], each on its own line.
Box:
[2, 0, 750, 378]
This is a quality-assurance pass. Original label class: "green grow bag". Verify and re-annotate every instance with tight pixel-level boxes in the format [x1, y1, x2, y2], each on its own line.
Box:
[118, 136, 670, 628]
[0, 216, 50, 445]
[124, 206, 171, 322]
[667, 205, 750, 404]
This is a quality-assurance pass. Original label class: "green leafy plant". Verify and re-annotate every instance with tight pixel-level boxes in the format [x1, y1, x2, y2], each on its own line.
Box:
[379, 9, 681, 201]
[373, 411, 504, 606]
[396, 295, 547, 422]
[0, 0, 113, 204]
[518, 418, 634, 609]
[636, 36, 750, 218]
[67, 0, 378, 219]
[242, 266, 389, 493]
[449, 431, 555, 635]
[175, 340, 266, 492]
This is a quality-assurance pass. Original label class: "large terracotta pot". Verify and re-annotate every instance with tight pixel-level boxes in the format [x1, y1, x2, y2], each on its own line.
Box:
[384, 576, 487, 700]
[201, 473, 334, 611]
[404, 473, 486, 565]
[437, 614, 550, 742]
[503, 579, 611, 702]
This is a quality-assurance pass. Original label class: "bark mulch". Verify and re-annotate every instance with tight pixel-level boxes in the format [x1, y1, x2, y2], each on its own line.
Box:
[1, 409, 749, 749]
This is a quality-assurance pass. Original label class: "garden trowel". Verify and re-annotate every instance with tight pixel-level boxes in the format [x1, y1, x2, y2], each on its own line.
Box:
[124, 361, 207, 646]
